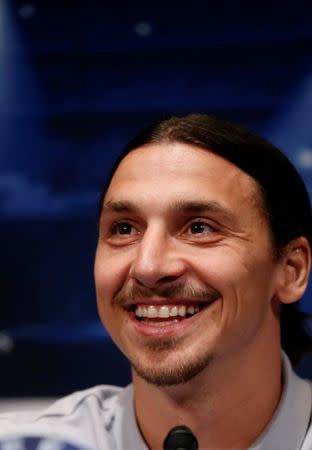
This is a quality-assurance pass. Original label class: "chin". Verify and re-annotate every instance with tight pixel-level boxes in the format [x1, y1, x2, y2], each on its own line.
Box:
[131, 350, 215, 387]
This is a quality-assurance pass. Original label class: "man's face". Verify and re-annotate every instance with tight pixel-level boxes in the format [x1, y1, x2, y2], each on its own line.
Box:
[95, 142, 282, 386]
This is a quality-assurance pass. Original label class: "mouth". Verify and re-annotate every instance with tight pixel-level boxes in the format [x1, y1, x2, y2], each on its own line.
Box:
[128, 301, 214, 327]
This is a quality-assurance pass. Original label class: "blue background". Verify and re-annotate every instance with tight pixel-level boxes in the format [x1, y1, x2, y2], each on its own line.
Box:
[1, 0, 312, 395]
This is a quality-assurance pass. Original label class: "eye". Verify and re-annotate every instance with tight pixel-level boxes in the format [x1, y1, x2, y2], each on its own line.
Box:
[111, 222, 139, 235]
[189, 221, 214, 235]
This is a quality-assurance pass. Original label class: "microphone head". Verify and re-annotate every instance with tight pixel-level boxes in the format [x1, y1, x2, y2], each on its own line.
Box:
[163, 425, 198, 450]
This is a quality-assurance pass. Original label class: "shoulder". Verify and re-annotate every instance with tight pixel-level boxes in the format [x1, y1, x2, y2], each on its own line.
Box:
[0, 384, 131, 448]
[40, 383, 124, 418]
[301, 379, 312, 449]
[0, 384, 123, 423]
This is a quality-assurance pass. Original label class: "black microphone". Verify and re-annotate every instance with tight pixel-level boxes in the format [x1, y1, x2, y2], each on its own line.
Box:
[163, 425, 198, 450]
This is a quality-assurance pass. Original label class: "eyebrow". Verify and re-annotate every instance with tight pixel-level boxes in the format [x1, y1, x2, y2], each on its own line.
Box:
[101, 200, 235, 223]
[101, 200, 140, 214]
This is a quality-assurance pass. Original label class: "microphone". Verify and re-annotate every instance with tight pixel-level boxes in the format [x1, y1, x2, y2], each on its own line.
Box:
[163, 425, 198, 450]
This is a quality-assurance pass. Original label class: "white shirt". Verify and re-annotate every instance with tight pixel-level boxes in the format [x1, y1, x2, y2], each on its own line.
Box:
[0, 355, 311, 450]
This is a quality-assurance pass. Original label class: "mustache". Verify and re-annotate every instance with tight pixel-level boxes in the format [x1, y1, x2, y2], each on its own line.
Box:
[113, 283, 220, 307]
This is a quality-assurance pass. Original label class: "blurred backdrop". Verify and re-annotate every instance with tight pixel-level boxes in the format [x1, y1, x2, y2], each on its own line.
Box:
[1, 0, 312, 396]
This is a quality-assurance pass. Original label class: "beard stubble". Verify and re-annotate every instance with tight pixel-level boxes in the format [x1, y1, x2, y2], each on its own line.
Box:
[113, 282, 220, 386]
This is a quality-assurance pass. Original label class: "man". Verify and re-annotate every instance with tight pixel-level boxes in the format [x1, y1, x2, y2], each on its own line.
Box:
[1, 114, 312, 449]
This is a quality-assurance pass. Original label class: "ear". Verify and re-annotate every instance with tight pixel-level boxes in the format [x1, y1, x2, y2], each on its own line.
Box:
[275, 236, 311, 304]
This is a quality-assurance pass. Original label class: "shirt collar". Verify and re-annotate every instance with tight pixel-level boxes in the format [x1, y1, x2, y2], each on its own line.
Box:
[250, 352, 312, 450]
[115, 384, 149, 450]
[117, 353, 312, 450]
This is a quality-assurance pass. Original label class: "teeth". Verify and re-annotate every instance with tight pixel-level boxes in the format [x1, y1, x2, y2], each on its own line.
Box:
[135, 304, 202, 318]
[159, 306, 170, 318]
[147, 305, 158, 318]
[143, 319, 179, 326]
[170, 306, 178, 317]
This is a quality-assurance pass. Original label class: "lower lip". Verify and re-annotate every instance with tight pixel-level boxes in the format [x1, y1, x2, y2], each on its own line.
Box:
[127, 303, 215, 338]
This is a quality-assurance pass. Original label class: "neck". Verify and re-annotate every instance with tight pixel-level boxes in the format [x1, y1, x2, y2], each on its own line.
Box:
[132, 344, 283, 450]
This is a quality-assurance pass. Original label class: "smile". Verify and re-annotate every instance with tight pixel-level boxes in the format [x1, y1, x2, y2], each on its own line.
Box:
[129, 301, 213, 329]
[125, 298, 220, 337]
[135, 303, 202, 319]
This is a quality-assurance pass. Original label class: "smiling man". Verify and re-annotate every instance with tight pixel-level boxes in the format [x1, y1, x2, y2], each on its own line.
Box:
[96, 142, 284, 386]
[1, 114, 312, 449]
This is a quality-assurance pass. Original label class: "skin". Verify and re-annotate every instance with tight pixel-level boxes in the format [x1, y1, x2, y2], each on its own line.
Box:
[94, 142, 310, 449]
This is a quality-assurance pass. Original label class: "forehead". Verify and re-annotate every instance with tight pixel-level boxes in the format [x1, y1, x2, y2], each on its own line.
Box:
[104, 143, 261, 213]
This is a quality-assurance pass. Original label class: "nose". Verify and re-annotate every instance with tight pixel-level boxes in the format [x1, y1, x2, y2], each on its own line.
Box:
[129, 226, 187, 289]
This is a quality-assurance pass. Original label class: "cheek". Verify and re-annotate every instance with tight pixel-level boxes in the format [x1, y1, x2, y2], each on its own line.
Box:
[95, 246, 131, 295]
[194, 246, 276, 303]
[191, 247, 246, 286]
[94, 254, 121, 337]
[94, 246, 135, 332]
[196, 249, 277, 344]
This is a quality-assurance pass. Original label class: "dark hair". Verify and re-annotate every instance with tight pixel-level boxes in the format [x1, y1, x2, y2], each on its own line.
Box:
[100, 113, 312, 366]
